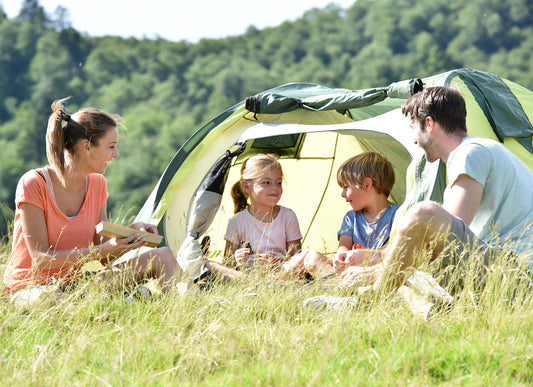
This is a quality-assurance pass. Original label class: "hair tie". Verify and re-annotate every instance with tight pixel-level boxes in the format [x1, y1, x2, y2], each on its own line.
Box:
[64, 113, 72, 122]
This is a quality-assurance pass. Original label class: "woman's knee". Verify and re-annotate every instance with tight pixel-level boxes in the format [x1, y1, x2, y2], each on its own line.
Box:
[154, 247, 178, 272]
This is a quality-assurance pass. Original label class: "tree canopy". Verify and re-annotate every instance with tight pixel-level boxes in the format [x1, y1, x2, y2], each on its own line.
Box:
[1, 0, 532, 236]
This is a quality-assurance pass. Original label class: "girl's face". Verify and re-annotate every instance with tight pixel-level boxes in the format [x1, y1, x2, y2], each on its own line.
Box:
[341, 179, 368, 212]
[85, 127, 119, 174]
[243, 167, 283, 210]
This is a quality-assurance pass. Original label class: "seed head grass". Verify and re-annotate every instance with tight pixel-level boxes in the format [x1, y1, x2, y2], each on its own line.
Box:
[1, 239, 533, 385]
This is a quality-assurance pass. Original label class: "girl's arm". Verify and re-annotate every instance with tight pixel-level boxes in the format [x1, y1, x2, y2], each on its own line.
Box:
[22, 203, 147, 271]
[286, 239, 302, 257]
[337, 234, 353, 253]
[223, 240, 240, 267]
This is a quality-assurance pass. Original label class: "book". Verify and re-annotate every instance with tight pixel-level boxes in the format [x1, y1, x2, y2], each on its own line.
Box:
[95, 222, 163, 248]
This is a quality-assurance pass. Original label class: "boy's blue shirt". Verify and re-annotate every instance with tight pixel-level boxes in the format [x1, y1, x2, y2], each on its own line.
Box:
[338, 203, 400, 248]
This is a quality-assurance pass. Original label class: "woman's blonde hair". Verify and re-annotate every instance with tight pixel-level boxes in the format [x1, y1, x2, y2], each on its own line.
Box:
[230, 154, 282, 214]
[337, 152, 395, 196]
[46, 97, 121, 186]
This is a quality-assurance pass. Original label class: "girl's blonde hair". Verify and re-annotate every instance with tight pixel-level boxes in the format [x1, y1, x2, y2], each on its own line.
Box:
[46, 97, 121, 186]
[230, 154, 282, 214]
[337, 152, 395, 196]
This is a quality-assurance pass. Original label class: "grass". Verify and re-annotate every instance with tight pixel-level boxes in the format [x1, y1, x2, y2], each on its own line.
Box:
[1, 238, 533, 386]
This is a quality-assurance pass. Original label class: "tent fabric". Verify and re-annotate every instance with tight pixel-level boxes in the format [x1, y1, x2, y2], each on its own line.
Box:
[133, 68, 533, 279]
[449, 69, 533, 152]
[176, 144, 246, 279]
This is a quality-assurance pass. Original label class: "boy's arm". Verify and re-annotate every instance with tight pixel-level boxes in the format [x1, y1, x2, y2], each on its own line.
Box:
[337, 235, 353, 252]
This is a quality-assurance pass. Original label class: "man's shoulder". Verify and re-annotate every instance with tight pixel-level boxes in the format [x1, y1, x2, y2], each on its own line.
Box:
[453, 136, 501, 159]
[460, 136, 498, 148]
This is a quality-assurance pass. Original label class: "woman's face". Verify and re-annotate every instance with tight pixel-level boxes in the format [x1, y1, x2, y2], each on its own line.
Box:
[86, 127, 119, 174]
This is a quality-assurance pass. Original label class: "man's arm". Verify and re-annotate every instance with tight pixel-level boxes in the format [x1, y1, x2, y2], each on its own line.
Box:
[443, 174, 483, 225]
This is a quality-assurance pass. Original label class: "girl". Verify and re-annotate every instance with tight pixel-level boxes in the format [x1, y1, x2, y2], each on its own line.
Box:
[222, 154, 303, 273]
[3, 97, 181, 306]
[301, 152, 400, 278]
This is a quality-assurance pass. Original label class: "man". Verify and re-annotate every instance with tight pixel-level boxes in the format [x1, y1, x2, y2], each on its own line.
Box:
[334, 86, 533, 292]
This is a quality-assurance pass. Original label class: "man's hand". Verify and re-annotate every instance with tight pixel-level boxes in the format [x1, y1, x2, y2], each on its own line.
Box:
[340, 264, 381, 287]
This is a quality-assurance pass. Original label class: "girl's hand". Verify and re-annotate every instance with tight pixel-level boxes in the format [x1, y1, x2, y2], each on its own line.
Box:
[98, 233, 147, 265]
[234, 247, 252, 268]
[256, 253, 280, 267]
[129, 222, 158, 234]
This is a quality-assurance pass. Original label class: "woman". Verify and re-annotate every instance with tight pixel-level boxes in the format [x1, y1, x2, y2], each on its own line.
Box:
[3, 97, 181, 305]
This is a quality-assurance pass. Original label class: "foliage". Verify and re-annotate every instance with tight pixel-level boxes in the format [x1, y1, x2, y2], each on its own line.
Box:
[1, 0, 533, 236]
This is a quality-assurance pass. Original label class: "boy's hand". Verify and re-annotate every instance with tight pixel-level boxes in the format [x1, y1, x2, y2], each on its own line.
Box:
[333, 249, 366, 274]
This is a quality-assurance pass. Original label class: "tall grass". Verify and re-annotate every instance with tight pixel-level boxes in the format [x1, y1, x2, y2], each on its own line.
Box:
[1, 239, 533, 386]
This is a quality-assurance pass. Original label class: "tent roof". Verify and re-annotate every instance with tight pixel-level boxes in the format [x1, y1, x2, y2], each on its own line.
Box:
[136, 68, 533, 227]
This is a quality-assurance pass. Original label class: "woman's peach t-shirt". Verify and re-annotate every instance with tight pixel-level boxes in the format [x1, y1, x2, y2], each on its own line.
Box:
[3, 168, 108, 292]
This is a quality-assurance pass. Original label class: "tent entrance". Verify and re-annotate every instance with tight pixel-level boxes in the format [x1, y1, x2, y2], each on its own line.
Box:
[204, 129, 411, 258]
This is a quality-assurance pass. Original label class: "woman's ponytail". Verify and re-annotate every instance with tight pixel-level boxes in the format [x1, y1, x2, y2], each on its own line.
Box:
[46, 98, 70, 184]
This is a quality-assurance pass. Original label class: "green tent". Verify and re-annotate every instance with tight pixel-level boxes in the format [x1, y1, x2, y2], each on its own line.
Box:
[132, 68, 533, 279]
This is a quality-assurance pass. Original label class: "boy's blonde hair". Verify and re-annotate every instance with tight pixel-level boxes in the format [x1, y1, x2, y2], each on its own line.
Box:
[337, 152, 395, 196]
[230, 154, 283, 214]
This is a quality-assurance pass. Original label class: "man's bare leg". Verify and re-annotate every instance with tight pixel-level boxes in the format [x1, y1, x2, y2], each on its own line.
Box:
[374, 201, 452, 292]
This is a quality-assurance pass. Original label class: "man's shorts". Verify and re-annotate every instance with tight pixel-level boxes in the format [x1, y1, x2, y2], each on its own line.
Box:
[432, 214, 516, 281]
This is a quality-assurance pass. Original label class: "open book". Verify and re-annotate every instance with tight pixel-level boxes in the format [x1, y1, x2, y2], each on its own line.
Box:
[95, 222, 163, 248]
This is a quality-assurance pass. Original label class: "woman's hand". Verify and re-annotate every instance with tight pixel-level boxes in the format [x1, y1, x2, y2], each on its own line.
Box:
[129, 222, 158, 234]
[97, 233, 148, 265]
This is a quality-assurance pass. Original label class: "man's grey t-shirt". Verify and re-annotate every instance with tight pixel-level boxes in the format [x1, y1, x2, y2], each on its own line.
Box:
[445, 136, 533, 256]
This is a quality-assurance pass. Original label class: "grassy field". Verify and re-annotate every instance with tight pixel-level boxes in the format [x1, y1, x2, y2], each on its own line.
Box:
[1, 237, 533, 386]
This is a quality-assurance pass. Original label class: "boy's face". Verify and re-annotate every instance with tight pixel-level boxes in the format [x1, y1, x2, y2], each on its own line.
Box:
[341, 180, 368, 212]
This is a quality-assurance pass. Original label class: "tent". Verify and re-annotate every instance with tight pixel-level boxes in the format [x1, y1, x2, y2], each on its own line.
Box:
[133, 68, 533, 280]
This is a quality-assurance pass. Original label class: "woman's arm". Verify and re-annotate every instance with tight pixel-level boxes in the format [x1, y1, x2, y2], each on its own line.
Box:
[93, 202, 109, 246]
[22, 203, 147, 271]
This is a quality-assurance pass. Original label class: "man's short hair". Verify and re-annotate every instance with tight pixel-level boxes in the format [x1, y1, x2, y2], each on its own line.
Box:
[401, 86, 467, 134]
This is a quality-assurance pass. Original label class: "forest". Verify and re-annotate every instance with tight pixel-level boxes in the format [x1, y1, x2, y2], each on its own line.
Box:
[1, 0, 532, 237]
